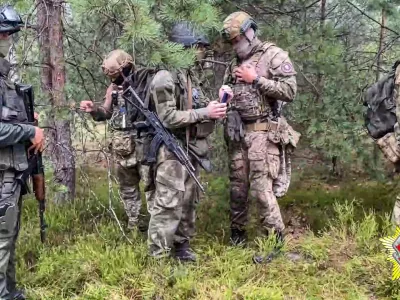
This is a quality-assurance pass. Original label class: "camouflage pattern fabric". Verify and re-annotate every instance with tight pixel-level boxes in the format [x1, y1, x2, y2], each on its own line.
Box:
[222, 11, 257, 41]
[0, 171, 22, 297]
[392, 197, 400, 226]
[147, 68, 212, 258]
[392, 65, 400, 226]
[111, 130, 155, 228]
[148, 145, 198, 257]
[223, 40, 298, 234]
[227, 131, 285, 233]
[102, 49, 133, 77]
[5, 42, 18, 84]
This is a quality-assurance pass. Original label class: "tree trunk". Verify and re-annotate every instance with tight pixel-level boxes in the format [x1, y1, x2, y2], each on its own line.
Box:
[37, 0, 76, 203]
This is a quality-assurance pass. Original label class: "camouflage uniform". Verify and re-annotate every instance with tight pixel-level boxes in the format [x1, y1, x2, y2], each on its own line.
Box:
[111, 130, 154, 227]
[392, 65, 400, 226]
[91, 50, 155, 229]
[0, 5, 32, 300]
[222, 12, 299, 238]
[147, 68, 214, 258]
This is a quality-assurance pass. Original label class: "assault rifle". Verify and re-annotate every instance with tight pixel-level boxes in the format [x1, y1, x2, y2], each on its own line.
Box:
[116, 87, 205, 193]
[17, 84, 47, 243]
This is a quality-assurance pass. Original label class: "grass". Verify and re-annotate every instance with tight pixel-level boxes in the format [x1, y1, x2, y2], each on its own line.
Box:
[15, 167, 400, 299]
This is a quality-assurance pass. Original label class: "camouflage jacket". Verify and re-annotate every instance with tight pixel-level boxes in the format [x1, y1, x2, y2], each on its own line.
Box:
[395, 65, 400, 142]
[149, 67, 214, 157]
[223, 40, 297, 122]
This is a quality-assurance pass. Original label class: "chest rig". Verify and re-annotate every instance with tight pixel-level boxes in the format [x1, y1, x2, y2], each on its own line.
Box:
[228, 42, 276, 122]
[0, 75, 29, 172]
[110, 69, 157, 132]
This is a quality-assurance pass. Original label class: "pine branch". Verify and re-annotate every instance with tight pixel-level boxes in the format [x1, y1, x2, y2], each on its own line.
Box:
[346, 1, 400, 36]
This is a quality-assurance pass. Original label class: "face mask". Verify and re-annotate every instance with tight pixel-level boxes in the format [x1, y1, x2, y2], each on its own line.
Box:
[0, 38, 11, 58]
[111, 66, 132, 86]
[112, 75, 124, 86]
[232, 29, 256, 59]
[233, 37, 253, 59]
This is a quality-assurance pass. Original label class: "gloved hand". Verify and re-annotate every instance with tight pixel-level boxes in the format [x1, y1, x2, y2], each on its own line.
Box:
[226, 110, 244, 142]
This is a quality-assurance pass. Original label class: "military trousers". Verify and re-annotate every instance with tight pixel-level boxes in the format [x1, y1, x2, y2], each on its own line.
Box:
[392, 196, 400, 226]
[112, 134, 155, 229]
[0, 171, 22, 299]
[147, 145, 198, 258]
[227, 130, 285, 233]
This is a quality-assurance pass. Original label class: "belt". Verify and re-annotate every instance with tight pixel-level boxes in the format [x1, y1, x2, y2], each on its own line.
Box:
[244, 120, 278, 132]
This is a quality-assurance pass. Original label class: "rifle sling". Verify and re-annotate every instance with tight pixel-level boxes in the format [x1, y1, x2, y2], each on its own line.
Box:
[186, 73, 193, 154]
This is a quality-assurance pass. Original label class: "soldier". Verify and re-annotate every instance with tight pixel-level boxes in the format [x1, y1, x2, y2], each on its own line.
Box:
[391, 64, 400, 226]
[0, 6, 19, 84]
[147, 22, 227, 261]
[80, 50, 154, 230]
[0, 5, 45, 299]
[219, 11, 300, 263]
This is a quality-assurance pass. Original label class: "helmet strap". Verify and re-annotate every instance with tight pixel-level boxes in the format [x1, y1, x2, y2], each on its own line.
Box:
[244, 28, 256, 46]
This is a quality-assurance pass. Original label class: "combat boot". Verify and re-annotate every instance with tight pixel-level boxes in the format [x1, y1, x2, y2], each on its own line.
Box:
[138, 218, 149, 233]
[253, 231, 285, 264]
[174, 241, 196, 262]
[6, 290, 26, 300]
[230, 228, 247, 246]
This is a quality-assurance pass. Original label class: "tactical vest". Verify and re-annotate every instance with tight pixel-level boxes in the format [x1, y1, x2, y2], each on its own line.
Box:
[109, 68, 159, 158]
[0, 79, 29, 172]
[227, 42, 279, 122]
[110, 68, 158, 132]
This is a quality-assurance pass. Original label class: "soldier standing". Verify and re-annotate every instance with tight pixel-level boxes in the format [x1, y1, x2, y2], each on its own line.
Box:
[80, 50, 155, 230]
[147, 22, 227, 261]
[0, 5, 45, 299]
[390, 64, 400, 226]
[219, 11, 300, 263]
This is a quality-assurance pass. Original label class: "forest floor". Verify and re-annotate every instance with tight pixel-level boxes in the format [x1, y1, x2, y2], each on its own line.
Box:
[15, 165, 400, 299]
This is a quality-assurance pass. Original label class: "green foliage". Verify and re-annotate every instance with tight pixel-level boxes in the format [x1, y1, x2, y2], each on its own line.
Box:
[16, 168, 400, 299]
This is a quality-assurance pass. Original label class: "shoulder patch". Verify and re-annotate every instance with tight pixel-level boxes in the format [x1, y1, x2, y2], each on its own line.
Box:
[281, 62, 294, 73]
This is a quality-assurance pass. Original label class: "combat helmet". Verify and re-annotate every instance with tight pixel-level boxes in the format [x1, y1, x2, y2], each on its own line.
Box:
[169, 21, 210, 47]
[101, 49, 134, 78]
[0, 5, 24, 35]
[221, 11, 257, 41]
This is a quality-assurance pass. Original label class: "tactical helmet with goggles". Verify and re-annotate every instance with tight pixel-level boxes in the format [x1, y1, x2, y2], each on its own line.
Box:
[0, 5, 24, 35]
[101, 49, 134, 83]
[169, 21, 210, 47]
[221, 11, 257, 41]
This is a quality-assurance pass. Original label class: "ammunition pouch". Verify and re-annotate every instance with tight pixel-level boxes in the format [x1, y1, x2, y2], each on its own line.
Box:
[377, 132, 400, 163]
[191, 120, 215, 138]
[111, 131, 135, 158]
[0, 144, 28, 172]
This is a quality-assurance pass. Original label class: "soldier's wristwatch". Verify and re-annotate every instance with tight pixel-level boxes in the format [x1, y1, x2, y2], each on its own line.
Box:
[252, 75, 260, 87]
